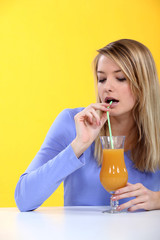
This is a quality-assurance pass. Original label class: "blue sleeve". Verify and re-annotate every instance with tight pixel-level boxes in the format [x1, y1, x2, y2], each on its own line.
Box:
[14, 109, 85, 212]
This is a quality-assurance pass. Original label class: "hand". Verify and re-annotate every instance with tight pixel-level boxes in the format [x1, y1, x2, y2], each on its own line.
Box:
[113, 182, 160, 212]
[71, 103, 110, 157]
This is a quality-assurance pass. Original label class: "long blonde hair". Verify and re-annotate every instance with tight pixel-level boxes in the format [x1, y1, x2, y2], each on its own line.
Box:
[94, 39, 160, 172]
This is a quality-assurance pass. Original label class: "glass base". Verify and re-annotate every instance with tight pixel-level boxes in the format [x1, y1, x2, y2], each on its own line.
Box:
[102, 192, 121, 214]
[102, 208, 119, 214]
[102, 208, 127, 214]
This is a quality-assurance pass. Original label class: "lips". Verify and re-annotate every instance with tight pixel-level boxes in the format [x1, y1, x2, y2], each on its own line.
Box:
[104, 97, 119, 104]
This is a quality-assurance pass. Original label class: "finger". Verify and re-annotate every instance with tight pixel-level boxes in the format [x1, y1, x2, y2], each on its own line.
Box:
[84, 112, 94, 124]
[89, 109, 101, 125]
[89, 103, 110, 112]
[114, 189, 142, 200]
[85, 104, 109, 125]
[99, 111, 108, 126]
[115, 183, 142, 195]
[126, 182, 132, 186]
[117, 195, 146, 211]
[100, 103, 112, 110]
[127, 203, 145, 212]
[77, 103, 110, 127]
[85, 111, 101, 126]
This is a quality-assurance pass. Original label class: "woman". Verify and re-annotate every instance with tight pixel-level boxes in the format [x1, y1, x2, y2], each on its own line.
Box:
[15, 39, 160, 212]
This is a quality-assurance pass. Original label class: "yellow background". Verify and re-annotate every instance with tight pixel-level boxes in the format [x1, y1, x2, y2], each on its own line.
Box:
[0, 0, 160, 207]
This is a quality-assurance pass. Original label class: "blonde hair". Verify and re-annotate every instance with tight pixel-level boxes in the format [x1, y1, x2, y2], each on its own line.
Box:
[94, 39, 160, 172]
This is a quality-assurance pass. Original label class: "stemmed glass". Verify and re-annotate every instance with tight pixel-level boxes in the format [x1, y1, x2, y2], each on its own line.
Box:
[100, 136, 128, 213]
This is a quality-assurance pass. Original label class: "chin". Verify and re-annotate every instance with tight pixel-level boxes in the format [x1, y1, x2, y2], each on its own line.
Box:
[111, 110, 132, 118]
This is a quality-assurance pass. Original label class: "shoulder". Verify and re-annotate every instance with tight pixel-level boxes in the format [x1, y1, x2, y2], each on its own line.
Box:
[45, 108, 85, 144]
[63, 107, 85, 115]
[49, 107, 85, 131]
[58, 107, 85, 120]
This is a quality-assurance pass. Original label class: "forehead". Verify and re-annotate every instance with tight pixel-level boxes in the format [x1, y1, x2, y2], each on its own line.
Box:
[97, 55, 121, 73]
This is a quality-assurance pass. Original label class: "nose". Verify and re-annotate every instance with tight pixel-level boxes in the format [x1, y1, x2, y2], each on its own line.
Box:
[104, 78, 114, 92]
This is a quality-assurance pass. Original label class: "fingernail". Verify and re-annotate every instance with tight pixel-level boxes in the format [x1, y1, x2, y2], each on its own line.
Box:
[112, 196, 116, 200]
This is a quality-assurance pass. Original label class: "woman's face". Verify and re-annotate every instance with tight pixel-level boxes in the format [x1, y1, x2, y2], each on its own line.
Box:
[97, 55, 136, 118]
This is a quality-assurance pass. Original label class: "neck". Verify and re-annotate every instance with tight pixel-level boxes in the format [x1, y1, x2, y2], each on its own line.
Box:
[109, 114, 137, 151]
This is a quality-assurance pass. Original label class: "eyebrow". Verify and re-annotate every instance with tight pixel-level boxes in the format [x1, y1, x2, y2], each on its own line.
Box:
[97, 70, 122, 73]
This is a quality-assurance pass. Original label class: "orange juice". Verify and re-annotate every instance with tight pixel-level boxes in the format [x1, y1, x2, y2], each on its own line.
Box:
[100, 149, 128, 192]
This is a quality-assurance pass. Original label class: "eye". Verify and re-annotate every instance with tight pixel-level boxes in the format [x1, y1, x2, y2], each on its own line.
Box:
[117, 78, 126, 82]
[98, 78, 106, 83]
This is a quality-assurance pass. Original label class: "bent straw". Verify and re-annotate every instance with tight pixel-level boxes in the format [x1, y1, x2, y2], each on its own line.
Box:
[107, 101, 114, 149]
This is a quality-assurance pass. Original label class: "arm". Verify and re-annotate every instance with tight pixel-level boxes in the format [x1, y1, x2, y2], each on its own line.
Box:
[15, 109, 85, 212]
[15, 103, 110, 212]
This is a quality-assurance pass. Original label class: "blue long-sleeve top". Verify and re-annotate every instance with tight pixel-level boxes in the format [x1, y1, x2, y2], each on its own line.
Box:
[15, 108, 160, 212]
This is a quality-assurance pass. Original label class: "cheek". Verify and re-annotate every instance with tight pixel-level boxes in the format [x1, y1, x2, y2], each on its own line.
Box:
[98, 85, 103, 98]
[123, 86, 136, 106]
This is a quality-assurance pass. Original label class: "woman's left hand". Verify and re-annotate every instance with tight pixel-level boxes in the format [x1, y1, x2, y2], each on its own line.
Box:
[113, 183, 160, 212]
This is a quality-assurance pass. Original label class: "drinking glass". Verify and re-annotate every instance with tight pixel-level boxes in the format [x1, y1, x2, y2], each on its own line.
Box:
[100, 136, 128, 213]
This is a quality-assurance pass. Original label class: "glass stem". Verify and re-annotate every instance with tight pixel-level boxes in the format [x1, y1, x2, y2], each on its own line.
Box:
[110, 193, 119, 213]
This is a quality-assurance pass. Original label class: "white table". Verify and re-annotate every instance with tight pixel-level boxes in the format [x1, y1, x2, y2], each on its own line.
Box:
[0, 206, 160, 240]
